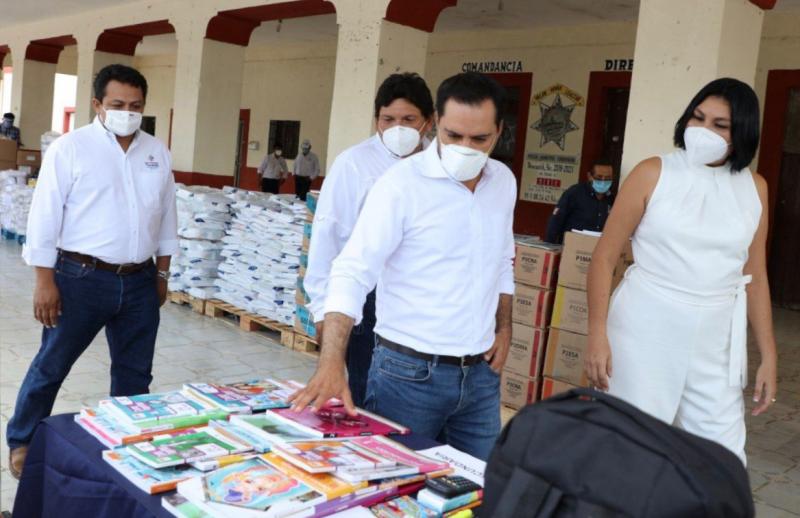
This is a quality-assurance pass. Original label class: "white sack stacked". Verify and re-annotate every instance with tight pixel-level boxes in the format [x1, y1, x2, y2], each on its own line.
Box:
[0, 170, 33, 237]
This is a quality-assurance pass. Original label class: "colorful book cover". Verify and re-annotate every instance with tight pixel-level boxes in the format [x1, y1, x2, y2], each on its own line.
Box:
[202, 457, 324, 511]
[335, 463, 420, 483]
[268, 405, 409, 438]
[350, 436, 450, 474]
[229, 412, 316, 444]
[126, 428, 252, 468]
[77, 408, 201, 448]
[416, 488, 483, 513]
[208, 419, 274, 453]
[184, 379, 294, 413]
[371, 496, 438, 518]
[260, 452, 366, 499]
[99, 391, 228, 430]
[271, 440, 394, 474]
[162, 493, 215, 518]
[103, 449, 203, 494]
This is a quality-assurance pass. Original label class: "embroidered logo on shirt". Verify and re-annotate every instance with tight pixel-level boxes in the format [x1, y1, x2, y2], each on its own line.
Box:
[145, 155, 159, 169]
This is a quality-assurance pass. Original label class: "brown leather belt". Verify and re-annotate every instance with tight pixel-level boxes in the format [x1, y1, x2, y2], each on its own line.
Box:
[59, 250, 153, 275]
[377, 335, 485, 367]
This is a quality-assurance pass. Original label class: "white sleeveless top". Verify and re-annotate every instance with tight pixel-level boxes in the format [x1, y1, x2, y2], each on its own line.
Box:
[632, 150, 762, 295]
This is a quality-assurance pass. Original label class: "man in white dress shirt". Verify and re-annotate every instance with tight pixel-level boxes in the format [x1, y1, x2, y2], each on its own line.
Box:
[7, 64, 178, 478]
[259, 143, 289, 194]
[292, 72, 515, 460]
[304, 73, 434, 408]
[292, 139, 320, 201]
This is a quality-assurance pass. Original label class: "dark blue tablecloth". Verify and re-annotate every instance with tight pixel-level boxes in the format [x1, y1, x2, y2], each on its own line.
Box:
[12, 414, 439, 518]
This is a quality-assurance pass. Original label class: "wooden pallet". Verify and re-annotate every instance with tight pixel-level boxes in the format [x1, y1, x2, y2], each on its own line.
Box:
[501, 405, 518, 426]
[205, 299, 295, 348]
[167, 291, 207, 314]
[292, 333, 319, 356]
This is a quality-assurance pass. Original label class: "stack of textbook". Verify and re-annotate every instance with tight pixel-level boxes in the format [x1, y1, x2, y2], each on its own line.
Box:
[76, 379, 487, 517]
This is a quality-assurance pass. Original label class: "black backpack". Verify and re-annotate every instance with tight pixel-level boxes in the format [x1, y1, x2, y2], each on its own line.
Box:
[479, 388, 753, 517]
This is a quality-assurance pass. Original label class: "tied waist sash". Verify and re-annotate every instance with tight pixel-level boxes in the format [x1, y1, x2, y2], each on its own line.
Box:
[622, 265, 751, 389]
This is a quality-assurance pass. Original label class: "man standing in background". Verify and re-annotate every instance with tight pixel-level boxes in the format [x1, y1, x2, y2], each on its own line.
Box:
[293, 139, 320, 201]
[0, 112, 22, 145]
[258, 143, 288, 194]
[304, 72, 434, 408]
[6, 64, 177, 479]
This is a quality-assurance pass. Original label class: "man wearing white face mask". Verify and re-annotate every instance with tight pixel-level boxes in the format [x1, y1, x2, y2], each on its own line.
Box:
[293, 72, 515, 460]
[304, 72, 434, 408]
[259, 143, 289, 194]
[7, 64, 177, 478]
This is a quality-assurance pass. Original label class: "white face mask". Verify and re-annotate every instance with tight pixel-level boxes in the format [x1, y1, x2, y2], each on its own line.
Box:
[684, 126, 730, 166]
[275, 150, 283, 157]
[102, 109, 142, 137]
[381, 125, 422, 158]
[440, 142, 491, 182]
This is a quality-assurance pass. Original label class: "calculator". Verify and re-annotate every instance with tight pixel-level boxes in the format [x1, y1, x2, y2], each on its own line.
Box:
[424, 475, 482, 498]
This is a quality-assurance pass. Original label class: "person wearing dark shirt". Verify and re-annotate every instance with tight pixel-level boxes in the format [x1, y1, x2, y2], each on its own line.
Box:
[0, 113, 21, 145]
[545, 159, 614, 244]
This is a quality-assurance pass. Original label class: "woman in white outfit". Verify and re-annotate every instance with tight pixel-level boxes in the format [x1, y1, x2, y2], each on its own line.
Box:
[585, 78, 778, 465]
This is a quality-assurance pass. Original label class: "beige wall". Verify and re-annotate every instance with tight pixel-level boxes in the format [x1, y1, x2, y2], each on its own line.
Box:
[133, 53, 176, 146]
[241, 42, 336, 171]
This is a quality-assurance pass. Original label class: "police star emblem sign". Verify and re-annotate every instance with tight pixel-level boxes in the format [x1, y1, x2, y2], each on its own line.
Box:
[532, 93, 579, 150]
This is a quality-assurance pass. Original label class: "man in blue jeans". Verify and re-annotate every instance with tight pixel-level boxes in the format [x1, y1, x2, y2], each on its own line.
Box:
[6, 64, 178, 478]
[291, 72, 515, 460]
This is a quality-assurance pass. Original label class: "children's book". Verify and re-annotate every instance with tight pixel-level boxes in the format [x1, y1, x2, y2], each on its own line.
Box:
[76, 408, 202, 448]
[126, 427, 252, 469]
[229, 412, 317, 445]
[271, 440, 394, 474]
[208, 419, 275, 453]
[371, 496, 438, 518]
[260, 452, 366, 499]
[99, 391, 229, 431]
[102, 449, 203, 494]
[195, 457, 326, 514]
[267, 406, 409, 438]
[162, 493, 215, 518]
[183, 379, 295, 414]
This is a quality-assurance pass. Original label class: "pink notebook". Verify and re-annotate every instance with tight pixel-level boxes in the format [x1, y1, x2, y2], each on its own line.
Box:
[268, 406, 410, 438]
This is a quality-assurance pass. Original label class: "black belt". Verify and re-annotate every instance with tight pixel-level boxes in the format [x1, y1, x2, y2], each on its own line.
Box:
[377, 336, 485, 367]
[59, 250, 152, 275]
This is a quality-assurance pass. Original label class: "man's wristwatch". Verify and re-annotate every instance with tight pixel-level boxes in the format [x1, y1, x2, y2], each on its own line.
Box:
[157, 270, 170, 281]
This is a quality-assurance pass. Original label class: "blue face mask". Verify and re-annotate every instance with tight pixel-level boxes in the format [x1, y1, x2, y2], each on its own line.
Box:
[592, 179, 612, 194]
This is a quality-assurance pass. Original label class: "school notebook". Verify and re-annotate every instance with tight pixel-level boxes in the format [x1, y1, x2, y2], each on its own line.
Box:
[183, 379, 295, 414]
[126, 427, 252, 469]
[267, 405, 410, 438]
[103, 449, 203, 495]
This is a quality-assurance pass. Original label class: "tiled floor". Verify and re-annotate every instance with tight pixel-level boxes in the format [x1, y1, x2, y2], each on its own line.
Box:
[0, 239, 799, 515]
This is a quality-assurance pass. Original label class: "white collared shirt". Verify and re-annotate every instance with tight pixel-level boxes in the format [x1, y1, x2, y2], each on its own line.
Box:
[293, 151, 320, 179]
[305, 134, 403, 322]
[324, 138, 517, 356]
[22, 117, 178, 267]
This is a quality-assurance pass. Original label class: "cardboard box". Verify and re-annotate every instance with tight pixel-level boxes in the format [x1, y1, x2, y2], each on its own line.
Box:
[306, 191, 320, 215]
[295, 275, 311, 306]
[559, 231, 634, 291]
[0, 139, 17, 162]
[543, 328, 589, 386]
[540, 376, 581, 400]
[514, 241, 561, 289]
[505, 323, 547, 378]
[16, 149, 41, 168]
[302, 233, 310, 252]
[550, 286, 588, 335]
[501, 371, 539, 410]
[294, 304, 317, 338]
[0, 160, 17, 171]
[512, 284, 555, 329]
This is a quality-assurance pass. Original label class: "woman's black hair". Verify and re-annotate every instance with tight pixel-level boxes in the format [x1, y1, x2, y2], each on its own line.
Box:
[93, 64, 148, 101]
[673, 78, 760, 172]
[374, 72, 434, 120]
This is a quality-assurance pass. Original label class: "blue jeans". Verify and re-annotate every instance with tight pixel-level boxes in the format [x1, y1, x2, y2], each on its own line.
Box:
[364, 343, 501, 461]
[6, 255, 160, 448]
[346, 290, 376, 408]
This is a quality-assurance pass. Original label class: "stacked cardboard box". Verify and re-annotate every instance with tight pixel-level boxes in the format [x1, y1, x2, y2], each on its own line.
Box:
[294, 191, 318, 340]
[0, 140, 17, 171]
[541, 231, 633, 398]
[500, 239, 561, 410]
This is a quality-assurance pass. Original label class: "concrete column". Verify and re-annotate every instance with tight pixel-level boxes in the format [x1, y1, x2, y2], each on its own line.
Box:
[171, 11, 245, 178]
[325, 0, 429, 169]
[75, 33, 133, 127]
[8, 40, 57, 150]
[620, 0, 765, 179]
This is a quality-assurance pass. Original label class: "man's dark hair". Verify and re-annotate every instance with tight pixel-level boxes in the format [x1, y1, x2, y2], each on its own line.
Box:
[673, 77, 760, 172]
[374, 72, 434, 120]
[273, 142, 283, 150]
[436, 72, 507, 127]
[2, 113, 14, 120]
[591, 158, 614, 172]
[93, 64, 148, 102]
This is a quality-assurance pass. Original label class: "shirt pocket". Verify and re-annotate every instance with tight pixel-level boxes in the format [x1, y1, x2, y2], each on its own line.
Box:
[134, 167, 164, 213]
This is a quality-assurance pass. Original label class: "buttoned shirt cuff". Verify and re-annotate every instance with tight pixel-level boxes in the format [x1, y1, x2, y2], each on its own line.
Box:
[307, 298, 325, 324]
[323, 278, 365, 325]
[22, 246, 58, 268]
[156, 239, 180, 257]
